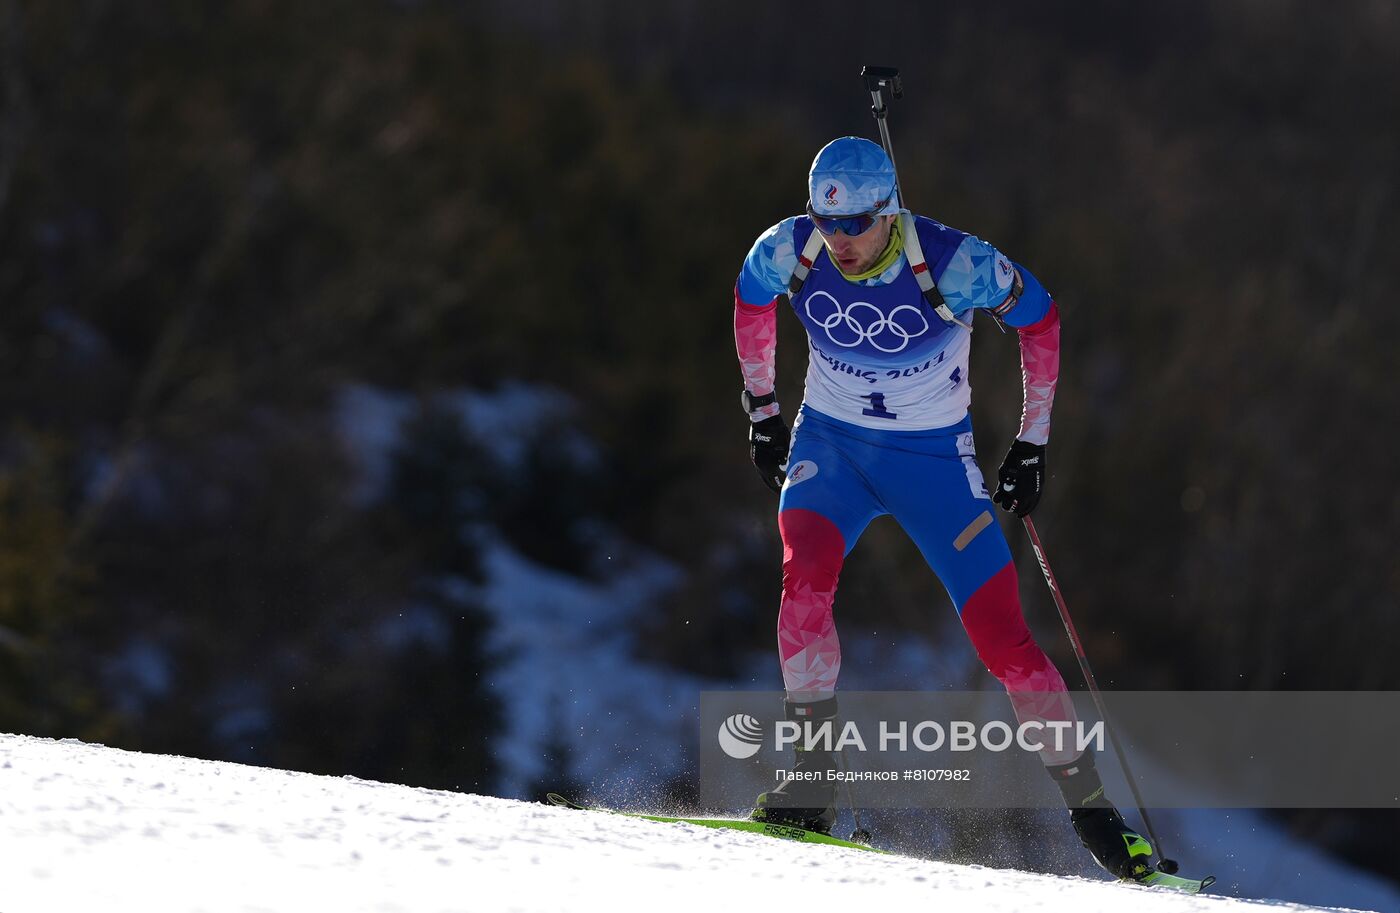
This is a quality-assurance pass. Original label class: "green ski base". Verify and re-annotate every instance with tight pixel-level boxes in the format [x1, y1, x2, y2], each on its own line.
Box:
[545, 793, 1215, 893]
[1137, 870, 1216, 894]
[545, 793, 882, 852]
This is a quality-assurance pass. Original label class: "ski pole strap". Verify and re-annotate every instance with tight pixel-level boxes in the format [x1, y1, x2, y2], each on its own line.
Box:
[900, 213, 971, 330]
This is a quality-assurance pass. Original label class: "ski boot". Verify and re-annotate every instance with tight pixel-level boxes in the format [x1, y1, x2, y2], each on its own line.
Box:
[1050, 749, 1154, 880]
[1071, 805, 1154, 879]
[750, 696, 839, 835]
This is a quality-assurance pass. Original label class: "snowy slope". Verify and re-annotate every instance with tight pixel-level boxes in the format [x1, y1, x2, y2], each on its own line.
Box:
[331, 382, 1400, 910]
[0, 735, 1379, 913]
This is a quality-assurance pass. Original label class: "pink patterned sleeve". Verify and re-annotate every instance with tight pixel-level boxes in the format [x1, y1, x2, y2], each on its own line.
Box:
[1017, 301, 1060, 445]
[734, 287, 781, 420]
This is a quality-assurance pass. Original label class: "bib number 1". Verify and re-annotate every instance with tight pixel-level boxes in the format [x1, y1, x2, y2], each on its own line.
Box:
[861, 392, 899, 421]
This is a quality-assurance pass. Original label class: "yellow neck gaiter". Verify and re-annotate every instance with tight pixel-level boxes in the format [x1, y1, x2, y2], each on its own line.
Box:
[834, 217, 904, 281]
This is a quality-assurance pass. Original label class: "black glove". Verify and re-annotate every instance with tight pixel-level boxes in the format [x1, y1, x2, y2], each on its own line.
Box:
[749, 415, 790, 494]
[993, 439, 1046, 517]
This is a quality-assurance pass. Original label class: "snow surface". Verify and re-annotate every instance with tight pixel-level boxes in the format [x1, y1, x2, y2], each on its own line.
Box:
[325, 381, 1400, 911]
[0, 734, 1382, 913]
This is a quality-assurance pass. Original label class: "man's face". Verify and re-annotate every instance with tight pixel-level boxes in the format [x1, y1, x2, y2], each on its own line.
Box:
[820, 214, 896, 274]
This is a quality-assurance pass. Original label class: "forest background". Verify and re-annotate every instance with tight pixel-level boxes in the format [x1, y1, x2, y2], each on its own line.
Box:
[1, 0, 1396, 890]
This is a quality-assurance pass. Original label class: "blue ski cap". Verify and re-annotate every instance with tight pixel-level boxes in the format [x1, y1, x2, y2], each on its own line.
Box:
[808, 136, 900, 216]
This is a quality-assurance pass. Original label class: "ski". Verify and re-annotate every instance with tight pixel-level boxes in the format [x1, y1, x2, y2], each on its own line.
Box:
[544, 793, 883, 853]
[1135, 869, 1217, 894]
[547, 794, 1214, 892]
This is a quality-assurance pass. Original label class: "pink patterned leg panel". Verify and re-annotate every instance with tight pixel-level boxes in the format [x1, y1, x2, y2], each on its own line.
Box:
[776, 508, 846, 700]
[960, 561, 1081, 766]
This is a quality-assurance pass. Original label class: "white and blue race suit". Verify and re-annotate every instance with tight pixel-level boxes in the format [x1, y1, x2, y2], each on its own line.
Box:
[738, 214, 1051, 430]
[734, 212, 1079, 766]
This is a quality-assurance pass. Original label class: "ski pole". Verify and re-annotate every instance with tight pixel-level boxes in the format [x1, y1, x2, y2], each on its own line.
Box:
[1021, 515, 1180, 875]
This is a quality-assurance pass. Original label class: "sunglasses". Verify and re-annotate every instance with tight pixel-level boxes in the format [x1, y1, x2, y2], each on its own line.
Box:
[806, 199, 891, 237]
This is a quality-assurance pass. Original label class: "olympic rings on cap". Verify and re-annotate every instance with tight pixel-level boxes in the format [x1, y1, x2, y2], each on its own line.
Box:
[804, 291, 930, 353]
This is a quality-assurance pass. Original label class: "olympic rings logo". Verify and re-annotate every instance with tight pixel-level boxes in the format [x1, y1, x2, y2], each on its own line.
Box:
[804, 291, 930, 353]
